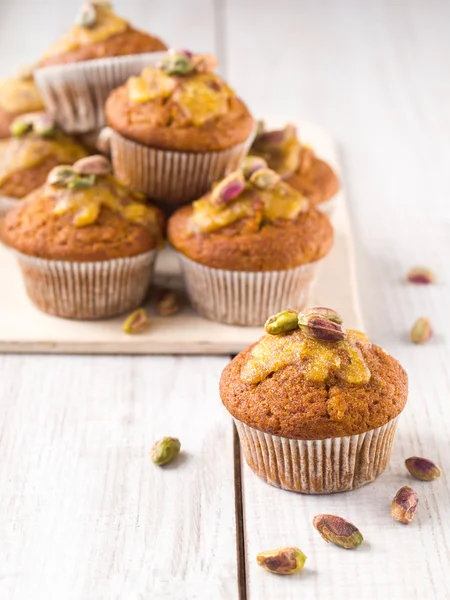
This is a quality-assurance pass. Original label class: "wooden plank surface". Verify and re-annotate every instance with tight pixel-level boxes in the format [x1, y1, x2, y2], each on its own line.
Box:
[0, 122, 357, 355]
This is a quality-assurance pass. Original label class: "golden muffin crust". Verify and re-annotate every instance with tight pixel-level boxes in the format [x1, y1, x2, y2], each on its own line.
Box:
[0, 75, 44, 138]
[220, 319, 408, 440]
[105, 51, 254, 151]
[2, 158, 164, 261]
[250, 124, 340, 206]
[0, 129, 88, 199]
[38, 3, 167, 67]
[167, 161, 333, 271]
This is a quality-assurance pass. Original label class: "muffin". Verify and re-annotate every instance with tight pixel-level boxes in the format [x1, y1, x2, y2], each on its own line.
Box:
[106, 49, 255, 204]
[0, 71, 44, 139]
[0, 113, 88, 218]
[2, 155, 164, 319]
[250, 123, 340, 213]
[167, 158, 333, 325]
[34, 1, 167, 132]
[221, 307, 408, 493]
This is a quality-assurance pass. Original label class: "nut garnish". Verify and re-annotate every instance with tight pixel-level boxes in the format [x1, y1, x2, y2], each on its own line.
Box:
[298, 307, 345, 343]
[405, 457, 441, 481]
[156, 290, 182, 317]
[75, 2, 97, 27]
[313, 514, 363, 549]
[73, 155, 111, 176]
[47, 165, 77, 187]
[241, 156, 268, 179]
[210, 171, 246, 206]
[249, 167, 282, 190]
[96, 127, 113, 155]
[407, 267, 436, 284]
[264, 310, 299, 335]
[391, 486, 419, 524]
[410, 317, 432, 344]
[256, 546, 306, 575]
[150, 437, 181, 466]
[122, 308, 150, 334]
[10, 112, 56, 138]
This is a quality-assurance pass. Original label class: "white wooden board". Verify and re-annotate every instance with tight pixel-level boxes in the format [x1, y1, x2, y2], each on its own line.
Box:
[0, 121, 362, 354]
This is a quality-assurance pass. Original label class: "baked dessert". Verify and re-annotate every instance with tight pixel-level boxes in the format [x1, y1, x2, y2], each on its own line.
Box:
[34, 2, 167, 132]
[0, 71, 44, 139]
[0, 113, 88, 218]
[220, 306, 408, 493]
[250, 123, 340, 212]
[106, 49, 255, 203]
[167, 158, 333, 325]
[2, 155, 164, 318]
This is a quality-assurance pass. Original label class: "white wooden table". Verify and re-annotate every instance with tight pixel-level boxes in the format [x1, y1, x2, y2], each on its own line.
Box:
[1, 1, 450, 598]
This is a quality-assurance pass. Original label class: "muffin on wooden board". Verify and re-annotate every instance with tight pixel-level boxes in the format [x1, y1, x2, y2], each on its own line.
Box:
[220, 307, 408, 493]
[167, 158, 333, 325]
[34, 1, 167, 132]
[106, 49, 255, 204]
[250, 123, 340, 214]
[0, 113, 88, 218]
[2, 155, 164, 319]
[0, 71, 44, 139]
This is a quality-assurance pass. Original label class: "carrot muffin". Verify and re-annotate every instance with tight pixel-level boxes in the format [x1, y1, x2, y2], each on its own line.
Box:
[0, 113, 87, 218]
[250, 123, 340, 212]
[167, 158, 333, 325]
[0, 71, 44, 139]
[106, 49, 255, 203]
[2, 155, 164, 319]
[35, 2, 167, 133]
[221, 307, 408, 493]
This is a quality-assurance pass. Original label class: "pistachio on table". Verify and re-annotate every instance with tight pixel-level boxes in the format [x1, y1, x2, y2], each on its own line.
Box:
[410, 317, 432, 344]
[150, 437, 181, 466]
[313, 514, 363, 549]
[391, 486, 419, 524]
[256, 546, 306, 575]
[405, 456, 441, 481]
[156, 290, 181, 317]
[406, 267, 436, 284]
[122, 308, 150, 334]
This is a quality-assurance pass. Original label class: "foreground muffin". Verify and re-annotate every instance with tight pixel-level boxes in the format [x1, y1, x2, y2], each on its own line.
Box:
[168, 158, 333, 325]
[250, 124, 340, 213]
[220, 307, 408, 493]
[35, 2, 167, 132]
[2, 155, 164, 319]
[106, 49, 255, 204]
[0, 113, 87, 218]
[0, 71, 44, 138]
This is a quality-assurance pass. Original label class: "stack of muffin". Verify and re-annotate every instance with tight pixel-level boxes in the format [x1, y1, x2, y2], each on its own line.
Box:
[0, 1, 340, 324]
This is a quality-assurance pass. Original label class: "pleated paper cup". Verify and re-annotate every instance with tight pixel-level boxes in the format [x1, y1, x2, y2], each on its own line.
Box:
[110, 130, 255, 205]
[14, 249, 157, 319]
[234, 416, 399, 494]
[0, 195, 18, 220]
[176, 253, 318, 326]
[34, 52, 165, 133]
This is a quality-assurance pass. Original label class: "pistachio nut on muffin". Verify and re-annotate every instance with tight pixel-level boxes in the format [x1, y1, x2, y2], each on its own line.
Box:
[35, 1, 167, 132]
[250, 123, 340, 214]
[0, 112, 87, 218]
[2, 155, 164, 319]
[167, 158, 333, 325]
[220, 307, 408, 493]
[0, 70, 44, 139]
[106, 49, 255, 204]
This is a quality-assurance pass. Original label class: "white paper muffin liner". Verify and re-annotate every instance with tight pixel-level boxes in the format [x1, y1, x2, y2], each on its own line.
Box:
[34, 52, 165, 133]
[110, 130, 255, 205]
[234, 416, 399, 494]
[14, 249, 157, 319]
[176, 253, 318, 326]
[0, 195, 18, 220]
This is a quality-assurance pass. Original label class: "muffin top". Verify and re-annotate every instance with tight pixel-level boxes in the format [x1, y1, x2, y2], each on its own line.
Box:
[105, 49, 254, 151]
[250, 123, 340, 205]
[167, 158, 333, 271]
[38, 2, 167, 67]
[2, 155, 164, 261]
[0, 113, 88, 198]
[0, 72, 44, 138]
[220, 307, 408, 440]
